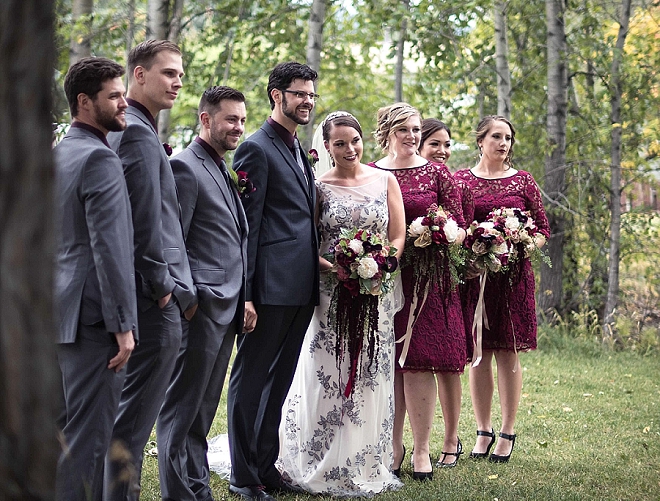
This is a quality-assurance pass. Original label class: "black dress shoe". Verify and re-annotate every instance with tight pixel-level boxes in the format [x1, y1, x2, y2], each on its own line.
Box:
[469, 429, 496, 459]
[412, 454, 433, 481]
[392, 444, 406, 478]
[437, 437, 463, 468]
[489, 432, 516, 463]
[228, 484, 275, 500]
[264, 477, 305, 495]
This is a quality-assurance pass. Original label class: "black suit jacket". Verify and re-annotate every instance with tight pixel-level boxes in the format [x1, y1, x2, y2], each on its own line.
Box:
[232, 120, 319, 306]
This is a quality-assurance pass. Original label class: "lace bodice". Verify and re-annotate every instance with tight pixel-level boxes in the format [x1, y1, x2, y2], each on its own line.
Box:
[453, 169, 550, 237]
[316, 172, 390, 255]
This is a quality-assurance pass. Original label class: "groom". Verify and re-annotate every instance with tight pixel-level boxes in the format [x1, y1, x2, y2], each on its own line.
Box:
[227, 61, 320, 500]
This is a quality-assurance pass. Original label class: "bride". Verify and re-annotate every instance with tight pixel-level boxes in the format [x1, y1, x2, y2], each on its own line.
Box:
[277, 111, 406, 496]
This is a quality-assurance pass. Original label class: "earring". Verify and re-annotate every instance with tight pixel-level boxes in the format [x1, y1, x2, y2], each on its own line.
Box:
[330, 156, 336, 167]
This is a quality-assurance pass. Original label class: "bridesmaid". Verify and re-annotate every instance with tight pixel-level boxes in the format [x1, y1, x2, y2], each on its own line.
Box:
[454, 116, 549, 463]
[368, 104, 468, 480]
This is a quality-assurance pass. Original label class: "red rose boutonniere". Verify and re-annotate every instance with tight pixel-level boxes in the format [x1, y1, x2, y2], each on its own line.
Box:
[308, 148, 319, 166]
[228, 169, 255, 196]
[162, 142, 173, 156]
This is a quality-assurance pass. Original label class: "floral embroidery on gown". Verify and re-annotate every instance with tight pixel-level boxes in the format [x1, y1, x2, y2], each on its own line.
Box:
[454, 169, 550, 351]
[278, 171, 402, 497]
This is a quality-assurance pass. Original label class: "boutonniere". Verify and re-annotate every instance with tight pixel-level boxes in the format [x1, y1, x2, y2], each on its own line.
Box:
[162, 142, 173, 156]
[308, 148, 319, 167]
[228, 168, 256, 196]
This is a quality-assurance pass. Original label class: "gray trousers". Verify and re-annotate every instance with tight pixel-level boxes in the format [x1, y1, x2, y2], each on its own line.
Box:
[57, 324, 127, 501]
[104, 297, 181, 501]
[157, 307, 236, 501]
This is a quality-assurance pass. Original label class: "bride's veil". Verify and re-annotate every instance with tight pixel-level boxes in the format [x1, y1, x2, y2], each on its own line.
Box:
[311, 116, 332, 177]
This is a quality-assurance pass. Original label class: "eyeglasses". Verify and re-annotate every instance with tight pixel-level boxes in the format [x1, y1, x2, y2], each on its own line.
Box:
[280, 89, 320, 102]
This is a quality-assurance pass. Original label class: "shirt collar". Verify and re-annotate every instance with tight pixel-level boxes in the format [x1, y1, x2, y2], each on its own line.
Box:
[194, 137, 225, 170]
[267, 116, 297, 150]
[70, 121, 110, 148]
[126, 98, 157, 131]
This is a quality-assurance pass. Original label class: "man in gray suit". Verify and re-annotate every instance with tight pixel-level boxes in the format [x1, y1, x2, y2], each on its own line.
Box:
[157, 86, 248, 501]
[54, 57, 137, 501]
[227, 62, 320, 501]
[105, 40, 196, 501]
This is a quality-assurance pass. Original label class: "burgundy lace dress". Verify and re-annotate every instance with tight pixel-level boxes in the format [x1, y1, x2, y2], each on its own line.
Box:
[453, 169, 550, 351]
[455, 176, 475, 361]
[368, 161, 467, 373]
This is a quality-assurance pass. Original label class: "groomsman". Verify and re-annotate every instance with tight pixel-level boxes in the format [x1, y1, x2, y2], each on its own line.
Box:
[54, 57, 137, 501]
[227, 62, 320, 500]
[105, 40, 196, 501]
[157, 86, 248, 501]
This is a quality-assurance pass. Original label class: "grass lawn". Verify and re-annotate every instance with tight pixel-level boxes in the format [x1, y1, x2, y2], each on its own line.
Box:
[139, 338, 660, 500]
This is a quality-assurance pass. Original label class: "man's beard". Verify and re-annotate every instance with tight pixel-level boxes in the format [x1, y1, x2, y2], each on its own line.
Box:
[210, 131, 239, 154]
[281, 94, 311, 126]
[94, 102, 126, 132]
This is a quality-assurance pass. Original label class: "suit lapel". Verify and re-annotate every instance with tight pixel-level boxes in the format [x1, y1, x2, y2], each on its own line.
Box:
[264, 124, 312, 201]
[191, 142, 241, 230]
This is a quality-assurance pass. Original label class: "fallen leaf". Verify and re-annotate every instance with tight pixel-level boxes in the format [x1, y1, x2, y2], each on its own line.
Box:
[537, 440, 548, 447]
[563, 406, 573, 412]
[583, 393, 593, 397]
[554, 380, 559, 385]
[643, 426, 651, 433]
[624, 374, 632, 378]
[488, 474, 499, 480]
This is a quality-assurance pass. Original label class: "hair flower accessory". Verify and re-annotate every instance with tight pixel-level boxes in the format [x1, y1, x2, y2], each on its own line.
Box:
[228, 168, 255, 196]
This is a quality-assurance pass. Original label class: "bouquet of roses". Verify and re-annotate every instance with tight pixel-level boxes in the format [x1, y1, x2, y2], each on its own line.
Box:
[406, 204, 464, 287]
[324, 227, 399, 396]
[463, 219, 509, 273]
[487, 207, 546, 264]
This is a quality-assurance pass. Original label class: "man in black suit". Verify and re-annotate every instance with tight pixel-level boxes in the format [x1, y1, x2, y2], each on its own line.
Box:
[54, 57, 137, 501]
[105, 40, 196, 501]
[157, 86, 248, 501]
[227, 62, 320, 501]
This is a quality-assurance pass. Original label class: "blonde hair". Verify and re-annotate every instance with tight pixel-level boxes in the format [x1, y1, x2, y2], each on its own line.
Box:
[374, 102, 421, 150]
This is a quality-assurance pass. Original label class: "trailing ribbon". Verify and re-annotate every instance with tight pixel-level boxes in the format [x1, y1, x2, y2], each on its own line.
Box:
[471, 271, 489, 367]
[396, 279, 431, 368]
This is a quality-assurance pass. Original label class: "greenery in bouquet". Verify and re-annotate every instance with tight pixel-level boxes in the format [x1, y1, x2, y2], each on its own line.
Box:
[323, 227, 399, 397]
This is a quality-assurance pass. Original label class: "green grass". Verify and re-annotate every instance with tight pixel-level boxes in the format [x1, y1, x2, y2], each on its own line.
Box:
[139, 338, 660, 500]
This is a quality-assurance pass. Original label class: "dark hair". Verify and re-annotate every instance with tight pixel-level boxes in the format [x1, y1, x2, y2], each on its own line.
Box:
[64, 57, 125, 117]
[374, 102, 421, 150]
[322, 113, 363, 141]
[266, 62, 318, 110]
[199, 86, 245, 115]
[127, 39, 181, 79]
[475, 115, 516, 167]
[420, 118, 451, 151]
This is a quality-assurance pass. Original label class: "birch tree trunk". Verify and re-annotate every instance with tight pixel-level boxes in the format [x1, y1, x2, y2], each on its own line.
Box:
[0, 0, 59, 498]
[124, 0, 136, 86]
[493, 0, 512, 119]
[147, 0, 169, 40]
[69, 0, 93, 66]
[539, 0, 568, 316]
[394, 0, 410, 103]
[156, 0, 184, 143]
[302, 0, 326, 152]
[603, 0, 632, 343]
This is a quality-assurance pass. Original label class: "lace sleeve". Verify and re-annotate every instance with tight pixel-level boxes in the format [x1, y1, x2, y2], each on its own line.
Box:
[456, 178, 474, 226]
[434, 162, 465, 227]
[522, 171, 550, 238]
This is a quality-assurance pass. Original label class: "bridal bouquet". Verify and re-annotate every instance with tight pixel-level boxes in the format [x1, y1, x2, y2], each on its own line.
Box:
[324, 227, 399, 396]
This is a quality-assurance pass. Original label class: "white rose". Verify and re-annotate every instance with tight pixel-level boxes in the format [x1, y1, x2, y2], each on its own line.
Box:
[493, 241, 509, 255]
[357, 256, 379, 279]
[443, 219, 459, 243]
[408, 217, 426, 237]
[505, 216, 519, 230]
[348, 239, 364, 254]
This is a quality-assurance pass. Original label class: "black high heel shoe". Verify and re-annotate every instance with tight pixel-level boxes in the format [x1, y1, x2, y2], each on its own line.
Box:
[469, 429, 495, 459]
[392, 445, 406, 478]
[436, 437, 463, 468]
[412, 454, 433, 481]
[489, 432, 516, 463]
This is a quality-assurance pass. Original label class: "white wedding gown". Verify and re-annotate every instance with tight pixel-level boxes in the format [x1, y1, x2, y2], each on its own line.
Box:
[277, 172, 402, 497]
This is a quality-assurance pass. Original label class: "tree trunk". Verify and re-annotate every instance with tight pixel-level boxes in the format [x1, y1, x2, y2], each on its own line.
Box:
[124, 0, 136, 86]
[0, 1, 59, 499]
[69, 0, 93, 66]
[394, 0, 410, 103]
[147, 0, 169, 40]
[539, 0, 568, 317]
[156, 0, 184, 143]
[302, 0, 326, 152]
[603, 0, 632, 343]
[493, 0, 512, 119]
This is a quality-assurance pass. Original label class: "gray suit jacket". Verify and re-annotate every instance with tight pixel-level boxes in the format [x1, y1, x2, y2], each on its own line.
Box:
[170, 140, 248, 328]
[108, 105, 195, 312]
[233, 120, 319, 306]
[54, 126, 137, 343]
